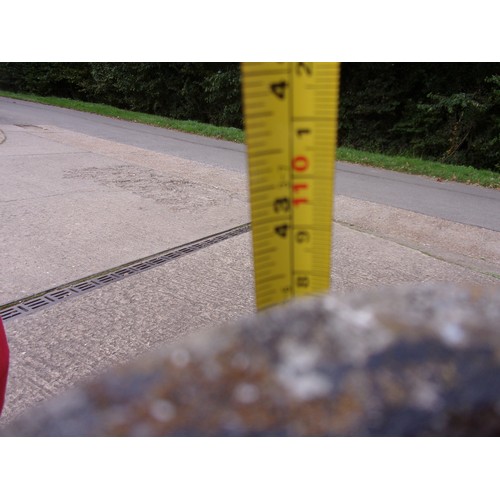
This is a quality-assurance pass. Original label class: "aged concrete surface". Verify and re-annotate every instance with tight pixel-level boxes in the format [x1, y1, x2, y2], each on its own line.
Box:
[0, 124, 249, 303]
[0, 233, 255, 425]
[1, 227, 497, 426]
[335, 195, 500, 278]
[3, 283, 500, 437]
[1, 119, 499, 431]
[2, 123, 500, 305]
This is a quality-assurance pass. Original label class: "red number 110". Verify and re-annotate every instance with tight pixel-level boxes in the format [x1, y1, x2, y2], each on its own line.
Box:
[292, 155, 309, 206]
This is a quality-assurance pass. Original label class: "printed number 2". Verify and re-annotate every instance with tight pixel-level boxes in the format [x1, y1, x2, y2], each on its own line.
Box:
[296, 63, 312, 76]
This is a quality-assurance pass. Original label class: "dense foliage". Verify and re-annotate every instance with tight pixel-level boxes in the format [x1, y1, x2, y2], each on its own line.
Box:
[339, 63, 500, 172]
[1, 62, 498, 171]
[0, 62, 242, 127]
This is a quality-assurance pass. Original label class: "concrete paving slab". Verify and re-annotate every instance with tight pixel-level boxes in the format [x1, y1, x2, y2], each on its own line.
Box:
[0, 124, 85, 155]
[335, 195, 500, 278]
[1, 223, 497, 426]
[0, 124, 249, 303]
[1, 152, 105, 201]
[331, 223, 498, 291]
[0, 233, 255, 424]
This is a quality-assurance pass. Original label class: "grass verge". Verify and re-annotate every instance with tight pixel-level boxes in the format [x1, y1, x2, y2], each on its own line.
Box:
[1, 89, 499, 189]
[0, 90, 245, 142]
[336, 147, 500, 189]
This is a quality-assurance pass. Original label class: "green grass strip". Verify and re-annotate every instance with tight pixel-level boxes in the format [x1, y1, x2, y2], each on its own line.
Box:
[1, 89, 499, 189]
[0, 90, 245, 142]
[336, 147, 500, 189]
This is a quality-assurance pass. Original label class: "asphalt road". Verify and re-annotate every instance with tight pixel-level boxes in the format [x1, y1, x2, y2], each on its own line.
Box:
[2, 96, 500, 231]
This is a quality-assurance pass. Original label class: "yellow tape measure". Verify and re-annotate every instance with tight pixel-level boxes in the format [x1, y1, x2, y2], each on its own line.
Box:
[241, 62, 340, 310]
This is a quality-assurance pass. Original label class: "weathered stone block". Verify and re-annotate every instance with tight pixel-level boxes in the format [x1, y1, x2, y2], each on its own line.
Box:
[3, 283, 500, 436]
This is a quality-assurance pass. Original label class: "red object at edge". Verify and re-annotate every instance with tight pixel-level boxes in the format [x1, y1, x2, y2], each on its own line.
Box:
[0, 318, 9, 415]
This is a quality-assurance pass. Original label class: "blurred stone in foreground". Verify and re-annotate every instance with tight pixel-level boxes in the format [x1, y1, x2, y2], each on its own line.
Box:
[3, 283, 500, 436]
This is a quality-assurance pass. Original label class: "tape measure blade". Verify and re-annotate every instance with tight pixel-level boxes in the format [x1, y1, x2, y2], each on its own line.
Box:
[291, 63, 339, 299]
[242, 62, 340, 310]
[242, 63, 292, 310]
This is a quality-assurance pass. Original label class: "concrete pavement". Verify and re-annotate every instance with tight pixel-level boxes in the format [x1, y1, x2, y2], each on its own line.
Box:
[1, 118, 499, 426]
[0, 124, 248, 303]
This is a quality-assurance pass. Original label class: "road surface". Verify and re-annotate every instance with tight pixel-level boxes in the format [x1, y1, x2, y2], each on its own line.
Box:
[1, 96, 499, 231]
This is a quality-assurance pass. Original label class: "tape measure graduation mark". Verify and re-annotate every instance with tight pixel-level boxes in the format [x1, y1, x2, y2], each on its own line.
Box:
[242, 62, 340, 310]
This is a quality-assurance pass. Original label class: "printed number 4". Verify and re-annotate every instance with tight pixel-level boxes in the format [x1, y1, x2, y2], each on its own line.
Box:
[270, 81, 287, 99]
